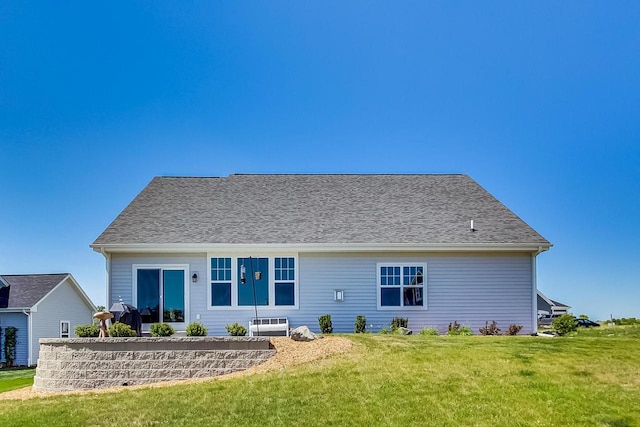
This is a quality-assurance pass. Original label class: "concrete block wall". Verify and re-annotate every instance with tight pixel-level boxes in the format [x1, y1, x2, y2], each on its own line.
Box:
[33, 337, 275, 391]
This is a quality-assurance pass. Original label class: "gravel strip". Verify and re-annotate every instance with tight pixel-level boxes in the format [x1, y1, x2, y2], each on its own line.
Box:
[0, 336, 353, 401]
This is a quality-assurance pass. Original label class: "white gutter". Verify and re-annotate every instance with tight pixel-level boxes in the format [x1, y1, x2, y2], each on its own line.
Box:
[92, 242, 552, 254]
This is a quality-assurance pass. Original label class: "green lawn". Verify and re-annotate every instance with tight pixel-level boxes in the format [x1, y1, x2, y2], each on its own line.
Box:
[0, 368, 35, 393]
[1, 333, 639, 426]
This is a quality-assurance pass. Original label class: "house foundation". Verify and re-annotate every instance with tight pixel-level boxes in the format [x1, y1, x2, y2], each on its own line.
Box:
[33, 336, 275, 391]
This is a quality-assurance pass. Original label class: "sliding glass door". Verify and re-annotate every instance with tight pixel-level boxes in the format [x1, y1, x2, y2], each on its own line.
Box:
[136, 266, 187, 330]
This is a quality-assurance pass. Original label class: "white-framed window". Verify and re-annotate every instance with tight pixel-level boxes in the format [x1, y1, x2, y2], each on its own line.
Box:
[377, 263, 426, 309]
[208, 255, 298, 309]
[60, 320, 70, 338]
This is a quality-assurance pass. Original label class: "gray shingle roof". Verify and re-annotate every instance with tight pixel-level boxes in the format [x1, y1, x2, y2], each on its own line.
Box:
[0, 274, 69, 308]
[92, 174, 550, 247]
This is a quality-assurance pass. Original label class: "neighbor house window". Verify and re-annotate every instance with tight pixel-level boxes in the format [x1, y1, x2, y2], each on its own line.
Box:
[210, 257, 232, 306]
[378, 264, 426, 308]
[60, 321, 70, 338]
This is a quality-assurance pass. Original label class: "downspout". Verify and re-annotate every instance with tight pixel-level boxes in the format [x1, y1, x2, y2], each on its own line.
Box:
[22, 309, 32, 366]
[531, 246, 544, 335]
[100, 247, 112, 309]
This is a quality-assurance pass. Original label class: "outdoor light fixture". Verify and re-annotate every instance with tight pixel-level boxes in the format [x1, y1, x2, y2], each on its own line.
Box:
[240, 264, 247, 284]
[192, 272, 198, 283]
[334, 289, 344, 302]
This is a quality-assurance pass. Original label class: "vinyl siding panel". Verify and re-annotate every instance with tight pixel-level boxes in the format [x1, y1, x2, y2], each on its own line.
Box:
[30, 278, 94, 364]
[108, 251, 535, 335]
[0, 312, 29, 366]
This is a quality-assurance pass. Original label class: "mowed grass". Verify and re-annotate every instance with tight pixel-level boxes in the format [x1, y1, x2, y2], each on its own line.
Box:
[1, 334, 639, 427]
[0, 368, 35, 393]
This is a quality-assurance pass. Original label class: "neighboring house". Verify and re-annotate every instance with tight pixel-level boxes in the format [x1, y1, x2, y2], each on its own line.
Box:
[537, 290, 570, 317]
[91, 174, 552, 335]
[0, 274, 96, 366]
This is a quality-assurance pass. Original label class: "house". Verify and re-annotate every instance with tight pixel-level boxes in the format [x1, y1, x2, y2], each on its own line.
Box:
[0, 273, 96, 366]
[91, 174, 552, 335]
[537, 290, 570, 318]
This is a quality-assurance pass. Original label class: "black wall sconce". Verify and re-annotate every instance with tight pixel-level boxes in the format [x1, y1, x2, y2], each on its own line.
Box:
[192, 272, 198, 283]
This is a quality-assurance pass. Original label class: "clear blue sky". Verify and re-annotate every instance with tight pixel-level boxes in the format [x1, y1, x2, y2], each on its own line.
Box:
[1, 2, 638, 320]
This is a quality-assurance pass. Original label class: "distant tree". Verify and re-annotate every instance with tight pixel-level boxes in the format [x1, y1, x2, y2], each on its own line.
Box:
[93, 305, 106, 325]
[579, 314, 589, 319]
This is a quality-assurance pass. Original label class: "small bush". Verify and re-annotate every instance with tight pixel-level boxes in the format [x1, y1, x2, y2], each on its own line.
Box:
[186, 322, 208, 336]
[419, 328, 439, 336]
[479, 321, 501, 336]
[226, 322, 247, 336]
[507, 324, 524, 336]
[108, 322, 136, 337]
[150, 323, 175, 337]
[553, 314, 578, 336]
[75, 324, 100, 337]
[318, 314, 333, 334]
[354, 315, 366, 333]
[391, 317, 408, 330]
[448, 321, 472, 336]
[459, 326, 473, 336]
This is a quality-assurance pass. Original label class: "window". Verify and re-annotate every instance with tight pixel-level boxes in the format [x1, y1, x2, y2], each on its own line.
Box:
[211, 258, 232, 306]
[208, 256, 297, 308]
[274, 257, 295, 306]
[378, 263, 426, 308]
[60, 321, 70, 338]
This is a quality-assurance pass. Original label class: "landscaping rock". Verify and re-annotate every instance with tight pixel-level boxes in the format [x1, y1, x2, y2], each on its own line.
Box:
[398, 327, 413, 335]
[290, 326, 318, 341]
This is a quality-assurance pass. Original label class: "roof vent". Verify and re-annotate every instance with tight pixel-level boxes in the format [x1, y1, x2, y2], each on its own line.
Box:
[470, 220, 476, 232]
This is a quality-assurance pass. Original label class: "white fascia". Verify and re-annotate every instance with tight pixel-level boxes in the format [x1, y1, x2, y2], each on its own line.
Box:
[92, 242, 552, 254]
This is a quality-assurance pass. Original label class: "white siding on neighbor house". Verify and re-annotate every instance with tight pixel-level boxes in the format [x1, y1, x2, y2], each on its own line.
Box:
[0, 312, 29, 366]
[110, 253, 206, 324]
[109, 251, 535, 335]
[30, 278, 94, 365]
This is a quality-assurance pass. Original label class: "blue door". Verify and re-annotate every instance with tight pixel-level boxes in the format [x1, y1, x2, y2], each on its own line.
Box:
[237, 258, 269, 306]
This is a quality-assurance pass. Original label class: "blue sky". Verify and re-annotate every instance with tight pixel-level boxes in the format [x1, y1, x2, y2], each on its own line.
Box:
[1, 2, 638, 320]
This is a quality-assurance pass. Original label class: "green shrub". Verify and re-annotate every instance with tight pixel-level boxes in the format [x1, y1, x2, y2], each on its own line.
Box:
[391, 317, 408, 330]
[479, 321, 501, 336]
[448, 321, 472, 336]
[3, 326, 17, 367]
[552, 314, 578, 336]
[150, 323, 175, 337]
[186, 322, 208, 336]
[226, 322, 247, 336]
[318, 314, 333, 334]
[419, 328, 439, 336]
[506, 324, 523, 336]
[75, 324, 100, 337]
[108, 322, 137, 337]
[354, 315, 366, 333]
[459, 326, 473, 336]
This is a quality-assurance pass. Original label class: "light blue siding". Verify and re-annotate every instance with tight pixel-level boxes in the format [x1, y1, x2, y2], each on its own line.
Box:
[109, 251, 536, 335]
[0, 312, 29, 366]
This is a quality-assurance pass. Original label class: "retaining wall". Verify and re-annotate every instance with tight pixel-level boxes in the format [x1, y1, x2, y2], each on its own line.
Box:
[33, 337, 275, 392]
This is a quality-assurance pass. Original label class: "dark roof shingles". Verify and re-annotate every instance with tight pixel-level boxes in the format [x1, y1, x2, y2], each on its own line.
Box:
[0, 274, 68, 308]
[93, 174, 550, 246]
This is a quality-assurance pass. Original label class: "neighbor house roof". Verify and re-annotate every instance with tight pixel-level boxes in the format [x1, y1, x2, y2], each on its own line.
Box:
[0, 274, 70, 308]
[92, 174, 551, 250]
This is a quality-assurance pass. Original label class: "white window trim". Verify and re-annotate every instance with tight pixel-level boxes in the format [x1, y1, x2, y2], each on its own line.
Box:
[376, 262, 428, 310]
[131, 264, 190, 326]
[60, 320, 70, 338]
[207, 254, 299, 310]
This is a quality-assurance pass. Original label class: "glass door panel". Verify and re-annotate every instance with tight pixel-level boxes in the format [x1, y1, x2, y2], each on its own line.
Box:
[137, 269, 160, 323]
[163, 270, 185, 323]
